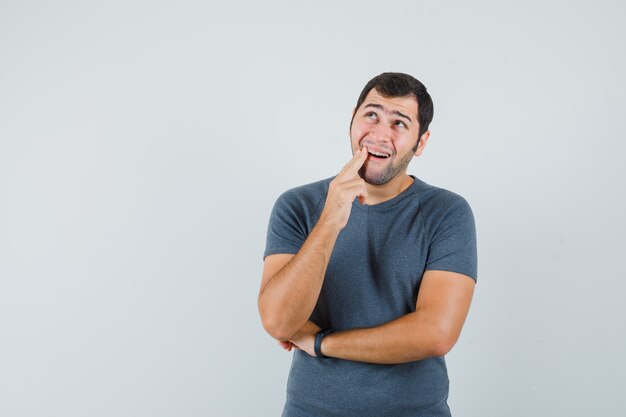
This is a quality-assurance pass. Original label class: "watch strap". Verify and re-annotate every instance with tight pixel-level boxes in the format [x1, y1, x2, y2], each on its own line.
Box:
[314, 328, 334, 359]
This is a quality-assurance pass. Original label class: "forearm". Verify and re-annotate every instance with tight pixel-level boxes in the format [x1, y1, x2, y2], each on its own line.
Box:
[259, 219, 340, 341]
[321, 311, 454, 364]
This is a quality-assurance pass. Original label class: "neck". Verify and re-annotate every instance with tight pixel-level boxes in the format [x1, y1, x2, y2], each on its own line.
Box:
[363, 174, 414, 205]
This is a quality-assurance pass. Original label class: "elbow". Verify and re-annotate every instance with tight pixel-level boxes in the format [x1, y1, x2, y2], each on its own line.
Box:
[430, 338, 455, 357]
[429, 330, 459, 357]
[258, 296, 292, 341]
[258, 306, 296, 341]
[263, 321, 293, 341]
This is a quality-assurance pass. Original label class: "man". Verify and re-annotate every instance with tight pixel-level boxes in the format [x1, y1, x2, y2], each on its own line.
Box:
[258, 72, 477, 417]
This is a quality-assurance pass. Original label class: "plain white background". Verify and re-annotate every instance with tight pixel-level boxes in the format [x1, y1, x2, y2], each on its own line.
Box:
[1, 1, 625, 416]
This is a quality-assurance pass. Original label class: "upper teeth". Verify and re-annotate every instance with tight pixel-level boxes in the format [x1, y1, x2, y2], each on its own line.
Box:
[368, 150, 390, 158]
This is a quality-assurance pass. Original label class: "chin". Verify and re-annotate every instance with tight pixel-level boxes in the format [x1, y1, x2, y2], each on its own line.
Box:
[359, 168, 394, 185]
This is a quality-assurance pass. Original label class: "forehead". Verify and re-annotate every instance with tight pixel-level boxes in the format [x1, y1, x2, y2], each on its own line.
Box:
[360, 88, 419, 117]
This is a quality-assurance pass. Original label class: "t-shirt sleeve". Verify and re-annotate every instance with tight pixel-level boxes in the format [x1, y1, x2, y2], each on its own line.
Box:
[425, 196, 478, 281]
[263, 191, 309, 260]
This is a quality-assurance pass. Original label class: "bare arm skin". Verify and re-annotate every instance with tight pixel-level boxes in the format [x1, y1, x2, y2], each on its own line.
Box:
[258, 148, 369, 341]
[289, 270, 475, 364]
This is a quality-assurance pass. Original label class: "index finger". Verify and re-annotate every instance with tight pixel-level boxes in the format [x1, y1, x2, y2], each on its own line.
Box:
[338, 146, 368, 179]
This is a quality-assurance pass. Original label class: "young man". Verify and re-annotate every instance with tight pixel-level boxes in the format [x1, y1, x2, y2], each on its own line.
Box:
[258, 72, 477, 417]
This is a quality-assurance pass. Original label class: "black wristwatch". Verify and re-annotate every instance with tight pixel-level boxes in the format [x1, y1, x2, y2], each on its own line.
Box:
[314, 328, 334, 359]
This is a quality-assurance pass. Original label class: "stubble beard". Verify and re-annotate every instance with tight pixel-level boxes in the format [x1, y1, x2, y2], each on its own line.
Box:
[359, 151, 414, 185]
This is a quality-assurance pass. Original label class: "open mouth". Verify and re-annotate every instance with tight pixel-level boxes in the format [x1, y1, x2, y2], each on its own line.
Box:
[367, 149, 391, 159]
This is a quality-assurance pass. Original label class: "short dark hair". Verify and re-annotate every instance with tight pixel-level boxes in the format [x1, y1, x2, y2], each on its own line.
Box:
[350, 72, 434, 146]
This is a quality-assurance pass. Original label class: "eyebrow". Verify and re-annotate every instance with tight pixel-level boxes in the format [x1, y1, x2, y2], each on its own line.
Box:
[363, 103, 413, 123]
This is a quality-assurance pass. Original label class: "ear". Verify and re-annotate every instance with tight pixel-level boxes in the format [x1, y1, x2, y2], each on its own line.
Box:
[414, 131, 430, 157]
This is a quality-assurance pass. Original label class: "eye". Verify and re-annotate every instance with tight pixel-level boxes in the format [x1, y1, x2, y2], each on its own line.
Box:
[365, 111, 378, 121]
[394, 120, 407, 128]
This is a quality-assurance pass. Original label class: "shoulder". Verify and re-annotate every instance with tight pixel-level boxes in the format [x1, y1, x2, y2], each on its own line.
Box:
[270, 176, 334, 219]
[411, 177, 475, 227]
[274, 176, 333, 209]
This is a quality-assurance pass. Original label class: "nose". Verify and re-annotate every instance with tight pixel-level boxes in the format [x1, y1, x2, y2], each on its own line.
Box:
[368, 122, 394, 143]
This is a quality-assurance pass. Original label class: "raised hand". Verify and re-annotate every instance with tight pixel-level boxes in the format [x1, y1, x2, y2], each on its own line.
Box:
[319, 147, 368, 232]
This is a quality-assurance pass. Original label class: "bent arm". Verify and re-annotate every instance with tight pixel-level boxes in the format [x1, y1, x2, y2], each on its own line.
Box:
[319, 270, 475, 364]
[258, 220, 340, 341]
[259, 151, 369, 342]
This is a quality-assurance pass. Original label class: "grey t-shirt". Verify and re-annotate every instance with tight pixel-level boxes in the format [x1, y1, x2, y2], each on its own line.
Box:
[264, 175, 477, 417]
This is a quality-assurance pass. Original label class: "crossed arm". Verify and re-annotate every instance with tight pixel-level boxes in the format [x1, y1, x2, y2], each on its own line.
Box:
[258, 241, 475, 365]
